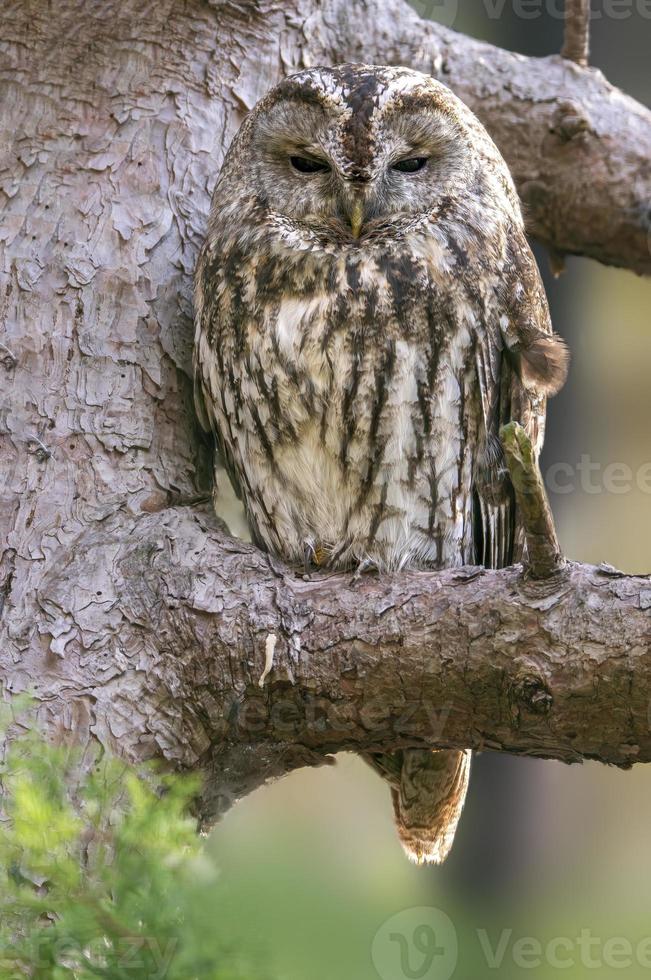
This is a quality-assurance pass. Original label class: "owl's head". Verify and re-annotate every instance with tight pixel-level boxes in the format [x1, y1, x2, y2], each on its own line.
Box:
[216, 64, 519, 247]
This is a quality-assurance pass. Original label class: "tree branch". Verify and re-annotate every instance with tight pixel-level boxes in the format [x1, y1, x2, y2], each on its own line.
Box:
[562, 0, 591, 67]
[501, 422, 565, 579]
[318, 0, 651, 274]
[23, 506, 651, 824]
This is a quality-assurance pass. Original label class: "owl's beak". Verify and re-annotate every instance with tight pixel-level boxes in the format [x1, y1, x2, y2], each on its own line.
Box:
[349, 200, 364, 239]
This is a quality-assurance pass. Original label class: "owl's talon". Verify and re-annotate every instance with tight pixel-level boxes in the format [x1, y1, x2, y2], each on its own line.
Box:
[303, 541, 314, 577]
[349, 559, 379, 585]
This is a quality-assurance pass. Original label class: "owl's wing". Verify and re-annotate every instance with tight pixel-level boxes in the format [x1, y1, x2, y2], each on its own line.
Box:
[193, 245, 245, 505]
[473, 231, 568, 570]
[193, 363, 211, 433]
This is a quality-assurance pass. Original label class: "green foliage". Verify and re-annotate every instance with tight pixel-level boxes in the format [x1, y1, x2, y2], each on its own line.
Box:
[0, 700, 273, 980]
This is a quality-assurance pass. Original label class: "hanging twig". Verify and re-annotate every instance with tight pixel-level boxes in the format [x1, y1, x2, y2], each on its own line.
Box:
[500, 422, 565, 579]
[562, 0, 591, 67]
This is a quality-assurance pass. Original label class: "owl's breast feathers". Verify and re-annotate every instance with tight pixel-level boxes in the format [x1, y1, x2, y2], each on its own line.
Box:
[195, 189, 567, 573]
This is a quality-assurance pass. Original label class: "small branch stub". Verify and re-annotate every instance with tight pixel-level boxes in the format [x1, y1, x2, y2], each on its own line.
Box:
[500, 422, 565, 578]
[513, 673, 554, 716]
[562, 0, 591, 67]
[0, 343, 17, 370]
[258, 633, 277, 688]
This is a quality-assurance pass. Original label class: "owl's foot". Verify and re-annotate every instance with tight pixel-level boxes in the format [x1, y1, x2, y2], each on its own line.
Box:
[302, 540, 328, 579]
[349, 558, 380, 585]
[302, 543, 313, 579]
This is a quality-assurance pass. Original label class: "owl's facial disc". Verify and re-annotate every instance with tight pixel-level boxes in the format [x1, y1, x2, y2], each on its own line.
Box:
[249, 86, 471, 245]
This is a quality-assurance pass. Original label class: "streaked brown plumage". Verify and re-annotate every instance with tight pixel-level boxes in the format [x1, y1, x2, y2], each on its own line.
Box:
[194, 64, 568, 863]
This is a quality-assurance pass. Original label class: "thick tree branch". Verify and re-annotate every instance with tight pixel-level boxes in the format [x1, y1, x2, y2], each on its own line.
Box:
[20, 506, 651, 823]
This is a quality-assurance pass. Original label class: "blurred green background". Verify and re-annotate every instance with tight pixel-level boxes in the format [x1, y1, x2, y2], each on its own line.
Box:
[210, 8, 651, 979]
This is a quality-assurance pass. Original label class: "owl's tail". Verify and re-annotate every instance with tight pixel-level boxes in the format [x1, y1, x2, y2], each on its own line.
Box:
[366, 748, 471, 864]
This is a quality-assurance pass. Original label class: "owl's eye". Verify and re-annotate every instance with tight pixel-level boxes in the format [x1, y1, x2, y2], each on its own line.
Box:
[290, 155, 330, 174]
[392, 157, 429, 174]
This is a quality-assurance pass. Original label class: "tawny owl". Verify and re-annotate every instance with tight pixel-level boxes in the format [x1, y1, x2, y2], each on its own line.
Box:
[194, 65, 568, 864]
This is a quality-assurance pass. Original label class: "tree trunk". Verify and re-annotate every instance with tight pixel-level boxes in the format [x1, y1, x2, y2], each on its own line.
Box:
[1, 0, 650, 821]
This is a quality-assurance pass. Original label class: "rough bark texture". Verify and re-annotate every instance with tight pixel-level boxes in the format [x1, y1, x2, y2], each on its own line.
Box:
[16, 504, 651, 824]
[1, 0, 650, 817]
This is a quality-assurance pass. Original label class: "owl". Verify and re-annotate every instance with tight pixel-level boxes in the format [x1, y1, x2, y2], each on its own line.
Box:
[194, 65, 568, 864]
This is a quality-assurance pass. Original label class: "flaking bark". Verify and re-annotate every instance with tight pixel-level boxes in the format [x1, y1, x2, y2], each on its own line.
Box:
[17, 505, 651, 823]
